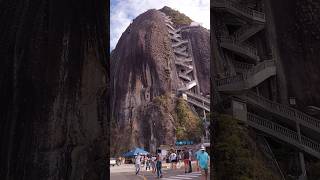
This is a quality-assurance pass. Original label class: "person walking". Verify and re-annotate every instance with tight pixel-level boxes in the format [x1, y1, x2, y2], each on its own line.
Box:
[156, 154, 163, 178]
[169, 151, 177, 170]
[145, 155, 151, 171]
[196, 145, 209, 180]
[183, 149, 190, 173]
[177, 152, 182, 169]
[135, 153, 142, 175]
[151, 155, 157, 173]
[188, 150, 192, 173]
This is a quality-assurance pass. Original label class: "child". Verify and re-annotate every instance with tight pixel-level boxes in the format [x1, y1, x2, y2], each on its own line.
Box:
[156, 155, 163, 178]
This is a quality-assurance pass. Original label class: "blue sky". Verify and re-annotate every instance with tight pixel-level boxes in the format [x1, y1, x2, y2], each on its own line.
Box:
[110, 0, 210, 51]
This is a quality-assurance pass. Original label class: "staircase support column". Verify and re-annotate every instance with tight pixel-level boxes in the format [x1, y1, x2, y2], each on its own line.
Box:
[296, 122, 307, 180]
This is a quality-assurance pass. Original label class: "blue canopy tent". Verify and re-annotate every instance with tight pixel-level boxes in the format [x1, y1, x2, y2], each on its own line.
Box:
[122, 147, 149, 158]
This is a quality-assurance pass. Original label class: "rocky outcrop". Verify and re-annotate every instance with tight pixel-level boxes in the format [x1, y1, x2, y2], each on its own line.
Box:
[0, 1, 108, 179]
[110, 8, 210, 155]
[110, 9, 178, 154]
[182, 27, 210, 95]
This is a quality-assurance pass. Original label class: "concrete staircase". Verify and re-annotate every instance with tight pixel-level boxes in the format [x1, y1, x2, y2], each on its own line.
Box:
[161, 11, 212, 144]
[235, 24, 265, 42]
[244, 92, 320, 134]
[247, 113, 320, 159]
[232, 60, 254, 72]
[212, 0, 265, 23]
[184, 91, 210, 112]
[216, 60, 276, 92]
[218, 36, 260, 62]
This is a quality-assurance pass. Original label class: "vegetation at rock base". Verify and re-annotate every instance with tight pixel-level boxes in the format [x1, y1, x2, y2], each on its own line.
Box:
[175, 98, 203, 142]
[307, 161, 320, 180]
[160, 6, 192, 27]
[214, 114, 281, 180]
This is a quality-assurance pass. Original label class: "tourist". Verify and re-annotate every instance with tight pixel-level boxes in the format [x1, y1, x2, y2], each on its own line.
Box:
[151, 154, 157, 173]
[183, 149, 190, 173]
[145, 155, 151, 171]
[169, 150, 177, 169]
[188, 150, 192, 173]
[177, 151, 182, 168]
[196, 145, 209, 180]
[135, 153, 141, 175]
[156, 154, 163, 178]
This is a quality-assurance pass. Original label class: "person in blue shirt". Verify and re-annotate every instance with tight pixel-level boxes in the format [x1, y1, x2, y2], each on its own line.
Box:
[196, 145, 209, 180]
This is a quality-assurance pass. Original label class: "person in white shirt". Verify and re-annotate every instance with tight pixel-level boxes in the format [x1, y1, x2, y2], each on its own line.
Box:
[169, 151, 177, 169]
[135, 153, 141, 175]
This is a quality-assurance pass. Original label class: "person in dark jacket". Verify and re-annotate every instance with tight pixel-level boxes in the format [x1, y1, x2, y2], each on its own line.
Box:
[188, 150, 192, 173]
[183, 149, 190, 173]
[156, 154, 162, 178]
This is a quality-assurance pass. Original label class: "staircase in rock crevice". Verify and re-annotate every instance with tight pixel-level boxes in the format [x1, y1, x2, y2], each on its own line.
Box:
[160, 11, 210, 143]
[213, 0, 320, 163]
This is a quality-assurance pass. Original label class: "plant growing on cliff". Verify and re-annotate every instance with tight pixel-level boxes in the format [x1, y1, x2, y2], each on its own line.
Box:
[214, 114, 282, 180]
[153, 93, 171, 111]
[175, 98, 203, 142]
[160, 6, 192, 26]
[214, 114, 253, 179]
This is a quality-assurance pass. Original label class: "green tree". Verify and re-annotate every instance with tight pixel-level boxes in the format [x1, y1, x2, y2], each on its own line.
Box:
[175, 98, 203, 142]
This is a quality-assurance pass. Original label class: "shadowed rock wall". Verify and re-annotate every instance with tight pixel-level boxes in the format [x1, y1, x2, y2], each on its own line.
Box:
[269, 0, 320, 108]
[0, 0, 109, 179]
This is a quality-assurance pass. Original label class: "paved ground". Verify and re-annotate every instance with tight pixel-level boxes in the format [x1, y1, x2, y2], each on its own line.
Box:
[143, 169, 203, 180]
[110, 161, 210, 180]
[110, 172, 144, 180]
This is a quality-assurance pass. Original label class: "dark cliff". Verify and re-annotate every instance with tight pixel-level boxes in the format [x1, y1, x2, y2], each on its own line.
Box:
[110, 8, 210, 155]
[269, 0, 320, 108]
[0, 1, 108, 179]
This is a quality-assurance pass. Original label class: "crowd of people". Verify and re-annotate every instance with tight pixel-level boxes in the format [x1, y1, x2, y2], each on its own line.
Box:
[135, 153, 163, 178]
[134, 145, 209, 179]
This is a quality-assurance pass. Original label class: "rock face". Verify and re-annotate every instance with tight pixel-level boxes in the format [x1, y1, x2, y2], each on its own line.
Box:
[110, 8, 210, 155]
[268, 0, 320, 108]
[0, 1, 108, 179]
[182, 27, 210, 95]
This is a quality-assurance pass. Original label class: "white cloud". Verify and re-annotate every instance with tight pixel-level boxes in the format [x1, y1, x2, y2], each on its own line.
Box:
[110, 0, 210, 51]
